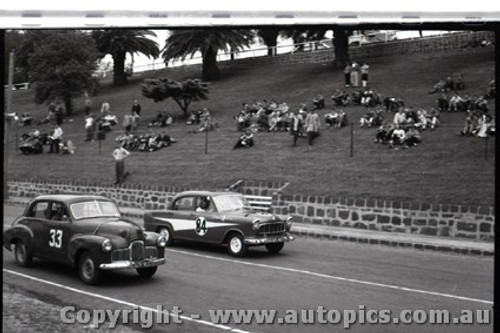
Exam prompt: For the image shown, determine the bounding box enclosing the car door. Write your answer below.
[191,196,227,243]
[22,200,50,257]
[168,196,199,241]
[42,201,72,262]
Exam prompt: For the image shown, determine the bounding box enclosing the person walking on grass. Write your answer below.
[304,107,320,147]
[113,143,131,184]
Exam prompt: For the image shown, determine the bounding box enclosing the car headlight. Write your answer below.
[101,239,113,252]
[285,217,293,229]
[252,218,261,230]
[157,235,167,248]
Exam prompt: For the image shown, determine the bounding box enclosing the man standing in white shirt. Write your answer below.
[113,143,131,184]
[49,124,63,153]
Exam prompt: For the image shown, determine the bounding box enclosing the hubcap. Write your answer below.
[160,228,170,241]
[82,258,95,280]
[16,243,26,262]
[230,237,242,253]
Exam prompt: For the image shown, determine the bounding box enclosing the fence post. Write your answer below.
[350,123,354,157]
[485,137,488,161]
[205,128,209,154]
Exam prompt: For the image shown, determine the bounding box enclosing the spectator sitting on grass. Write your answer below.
[403,126,421,148]
[360,109,376,128]
[436,93,449,111]
[414,109,429,130]
[351,89,364,105]
[449,93,465,112]
[331,89,350,106]
[60,140,76,155]
[388,125,406,149]
[429,79,447,94]
[384,97,404,112]
[325,110,347,128]
[427,107,441,129]
[312,94,325,109]
[233,129,254,149]
[149,110,173,128]
[393,108,407,127]
[374,123,394,144]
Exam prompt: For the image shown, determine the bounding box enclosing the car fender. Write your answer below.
[3,225,35,253]
[144,214,174,234]
[222,228,245,244]
[68,234,110,266]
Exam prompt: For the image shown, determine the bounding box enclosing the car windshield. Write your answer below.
[212,195,251,212]
[70,200,121,220]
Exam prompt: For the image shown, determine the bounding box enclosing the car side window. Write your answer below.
[174,197,195,211]
[29,201,49,219]
[49,202,70,221]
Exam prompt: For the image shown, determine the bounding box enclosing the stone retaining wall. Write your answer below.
[219,31,494,67]
[6,179,494,243]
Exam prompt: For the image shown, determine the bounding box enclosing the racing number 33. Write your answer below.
[195,217,207,236]
[49,229,63,248]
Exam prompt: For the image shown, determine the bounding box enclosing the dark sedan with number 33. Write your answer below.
[144,191,294,257]
[3,194,167,285]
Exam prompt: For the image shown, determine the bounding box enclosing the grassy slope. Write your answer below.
[5,46,495,206]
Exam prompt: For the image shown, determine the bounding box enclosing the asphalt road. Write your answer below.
[3,205,494,333]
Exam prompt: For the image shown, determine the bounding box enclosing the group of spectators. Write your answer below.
[115,131,176,152]
[187,108,219,133]
[19,125,74,155]
[331,88,383,108]
[235,100,293,132]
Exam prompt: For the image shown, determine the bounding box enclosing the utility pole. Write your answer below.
[4,49,15,199]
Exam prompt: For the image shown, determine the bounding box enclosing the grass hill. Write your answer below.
[5,46,495,206]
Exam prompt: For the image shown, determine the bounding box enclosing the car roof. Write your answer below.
[174,190,242,198]
[32,194,114,205]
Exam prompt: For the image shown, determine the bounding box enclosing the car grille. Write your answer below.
[258,223,286,235]
[111,241,158,262]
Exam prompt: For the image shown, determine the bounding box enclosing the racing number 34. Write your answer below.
[49,229,63,248]
[195,217,207,236]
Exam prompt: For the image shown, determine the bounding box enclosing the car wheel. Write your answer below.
[78,252,102,285]
[137,267,158,278]
[228,233,247,257]
[158,227,174,246]
[14,240,33,267]
[265,242,285,254]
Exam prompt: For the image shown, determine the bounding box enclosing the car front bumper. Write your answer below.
[99,257,165,270]
[244,233,294,245]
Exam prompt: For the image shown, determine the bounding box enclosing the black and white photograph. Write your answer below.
[2,3,497,332]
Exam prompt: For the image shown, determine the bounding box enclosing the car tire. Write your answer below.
[136,267,158,278]
[78,251,102,285]
[265,242,285,254]
[158,227,174,246]
[228,233,247,257]
[14,240,33,267]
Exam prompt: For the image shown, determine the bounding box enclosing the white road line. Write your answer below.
[166,249,493,305]
[3,269,255,333]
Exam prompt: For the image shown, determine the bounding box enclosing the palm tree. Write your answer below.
[92,29,160,86]
[161,29,254,81]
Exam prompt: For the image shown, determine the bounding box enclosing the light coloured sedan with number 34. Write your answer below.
[144,191,294,257]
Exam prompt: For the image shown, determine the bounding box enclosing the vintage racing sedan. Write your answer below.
[144,191,294,257]
[3,194,167,285]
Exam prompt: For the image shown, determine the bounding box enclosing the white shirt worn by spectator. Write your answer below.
[113,147,130,161]
[52,127,63,140]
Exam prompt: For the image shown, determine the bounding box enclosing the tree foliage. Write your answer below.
[141,77,209,117]
[91,29,160,86]
[20,30,100,115]
[280,28,350,68]
[162,29,254,81]
[256,29,281,56]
